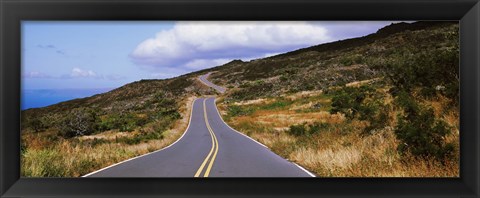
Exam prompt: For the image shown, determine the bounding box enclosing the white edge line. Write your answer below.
[211,98,268,149]
[211,98,316,177]
[82,98,200,177]
[293,162,316,177]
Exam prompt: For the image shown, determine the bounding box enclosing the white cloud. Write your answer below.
[130,21,332,69]
[23,71,52,78]
[71,67,97,78]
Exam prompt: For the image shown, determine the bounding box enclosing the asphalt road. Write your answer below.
[84,74,314,177]
[199,73,226,93]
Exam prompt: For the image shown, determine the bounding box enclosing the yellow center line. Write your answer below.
[203,100,219,177]
[194,98,219,177]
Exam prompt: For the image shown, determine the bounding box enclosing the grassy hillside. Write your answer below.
[210,21,459,177]
[21,21,459,177]
[21,74,216,177]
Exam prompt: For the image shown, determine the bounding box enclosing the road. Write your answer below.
[198,73,226,93]
[84,73,314,177]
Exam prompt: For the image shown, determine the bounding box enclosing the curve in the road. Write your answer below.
[83,73,315,177]
[199,72,226,93]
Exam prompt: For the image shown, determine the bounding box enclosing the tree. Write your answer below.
[59,108,98,138]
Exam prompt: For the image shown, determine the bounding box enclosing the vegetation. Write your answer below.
[216,21,459,177]
[21,73,208,177]
[394,92,454,160]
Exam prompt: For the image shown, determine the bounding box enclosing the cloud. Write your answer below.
[70,67,97,78]
[130,21,332,70]
[23,71,53,78]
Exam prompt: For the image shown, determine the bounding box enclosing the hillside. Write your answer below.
[206,21,457,100]
[21,21,459,177]
[209,21,459,177]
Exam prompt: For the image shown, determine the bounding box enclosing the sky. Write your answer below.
[22,21,400,90]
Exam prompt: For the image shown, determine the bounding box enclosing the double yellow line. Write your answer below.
[194,98,219,177]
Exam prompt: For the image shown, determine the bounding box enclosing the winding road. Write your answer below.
[84,73,314,177]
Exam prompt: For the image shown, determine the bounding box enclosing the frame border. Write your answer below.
[1,0,479,197]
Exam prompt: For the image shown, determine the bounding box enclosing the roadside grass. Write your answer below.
[218,90,459,177]
[21,97,195,177]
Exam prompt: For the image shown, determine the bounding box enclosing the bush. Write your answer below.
[330,85,389,134]
[22,112,49,132]
[288,122,329,136]
[99,113,149,132]
[369,43,459,103]
[59,108,99,138]
[288,124,308,136]
[330,86,374,119]
[227,105,255,117]
[394,92,454,160]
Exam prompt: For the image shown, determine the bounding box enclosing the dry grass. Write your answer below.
[21,96,196,177]
[219,92,459,177]
[345,78,381,87]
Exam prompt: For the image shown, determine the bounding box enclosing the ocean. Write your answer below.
[21,88,113,110]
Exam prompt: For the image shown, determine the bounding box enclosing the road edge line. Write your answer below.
[82,97,199,177]
[211,98,268,148]
[211,98,316,178]
[293,162,317,177]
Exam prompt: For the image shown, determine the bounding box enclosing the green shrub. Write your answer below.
[394,92,454,160]
[288,124,308,136]
[330,85,389,134]
[59,108,99,138]
[288,122,329,136]
[369,42,459,103]
[227,105,255,117]
[99,113,148,132]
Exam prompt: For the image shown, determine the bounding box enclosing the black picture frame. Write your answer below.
[1,0,479,197]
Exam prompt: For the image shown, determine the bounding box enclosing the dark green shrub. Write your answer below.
[227,105,255,117]
[288,124,308,136]
[369,43,459,103]
[330,85,389,134]
[394,92,454,160]
[59,108,98,138]
[99,113,149,132]
[288,122,329,136]
[330,86,374,117]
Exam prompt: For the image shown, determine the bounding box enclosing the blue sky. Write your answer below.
[22,21,399,90]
